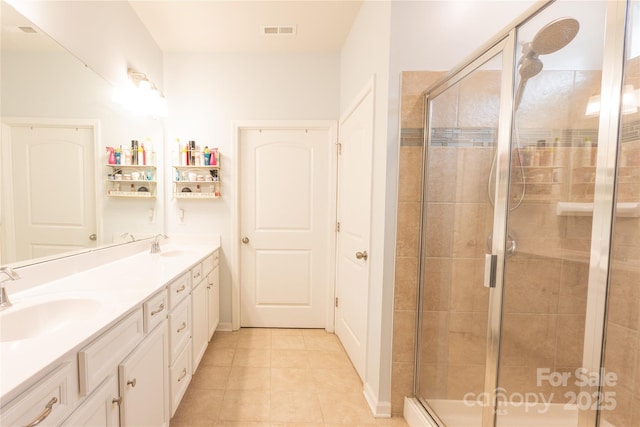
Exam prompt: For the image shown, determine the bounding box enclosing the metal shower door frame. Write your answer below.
[415,0,631,426]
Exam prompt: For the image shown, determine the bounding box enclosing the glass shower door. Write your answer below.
[416,49,506,427]
[496,2,608,426]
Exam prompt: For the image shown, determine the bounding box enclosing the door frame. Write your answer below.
[231,120,338,331]
[0,117,101,264]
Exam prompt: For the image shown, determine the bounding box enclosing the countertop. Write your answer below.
[0,238,220,404]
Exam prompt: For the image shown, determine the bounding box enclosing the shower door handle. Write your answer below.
[484,254,497,288]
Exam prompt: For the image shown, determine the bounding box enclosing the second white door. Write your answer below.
[239,126,332,328]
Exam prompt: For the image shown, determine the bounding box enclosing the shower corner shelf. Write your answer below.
[556,201,640,217]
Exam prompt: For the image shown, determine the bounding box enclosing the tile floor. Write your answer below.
[170,328,409,427]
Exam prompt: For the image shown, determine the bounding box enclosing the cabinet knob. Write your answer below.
[89,233,97,241]
[127,378,137,388]
[355,251,368,261]
[112,396,122,405]
[242,237,249,244]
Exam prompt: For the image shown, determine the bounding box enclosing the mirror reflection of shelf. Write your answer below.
[106,160,157,198]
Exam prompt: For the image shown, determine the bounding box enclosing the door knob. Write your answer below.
[89,233,97,241]
[355,251,368,261]
[242,237,249,244]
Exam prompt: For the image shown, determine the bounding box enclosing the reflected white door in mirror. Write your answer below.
[0,119,97,264]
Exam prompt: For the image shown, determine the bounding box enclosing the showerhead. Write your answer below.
[514,17,580,110]
[518,17,580,79]
[531,17,580,56]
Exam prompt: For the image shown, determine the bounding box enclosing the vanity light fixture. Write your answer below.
[112,68,168,118]
[585,84,639,116]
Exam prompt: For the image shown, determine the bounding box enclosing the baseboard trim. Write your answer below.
[403,397,437,427]
[363,382,391,418]
[216,322,234,332]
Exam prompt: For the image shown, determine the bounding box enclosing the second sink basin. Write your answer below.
[159,249,190,258]
[0,298,103,342]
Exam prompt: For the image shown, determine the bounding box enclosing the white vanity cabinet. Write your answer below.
[167,272,192,417]
[191,274,208,372]
[0,361,78,427]
[191,249,219,372]
[73,290,169,427]
[207,250,220,340]
[61,376,119,427]
[118,319,169,427]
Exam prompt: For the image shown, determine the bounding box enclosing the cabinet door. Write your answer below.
[119,320,169,427]
[61,376,119,427]
[207,265,220,340]
[191,279,208,372]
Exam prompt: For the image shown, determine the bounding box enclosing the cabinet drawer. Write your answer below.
[201,253,215,276]
[78,308,144,396]
[169,344,191,417]
[191,263,203,284]
[169,298,191,362]
[1,362,75,427]
[168,272,190,309]
[144,288,168,333]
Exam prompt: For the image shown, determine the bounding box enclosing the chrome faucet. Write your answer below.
[150,234,168,254]
[121,232,136,242]
[0,267,21,310]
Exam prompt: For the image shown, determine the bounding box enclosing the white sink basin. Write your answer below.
[0,298,103,342]
[159,250,190,258]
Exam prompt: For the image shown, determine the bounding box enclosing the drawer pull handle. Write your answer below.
[194,272,201,278]
[150,304,165,316]
[111,396,122,405]
[176,285,186,293]
[177,369,187,382]
[127,378,137,388]
[25,396,57,427]
[177,322,187,333]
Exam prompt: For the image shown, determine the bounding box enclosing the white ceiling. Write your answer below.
[129,0,364,53]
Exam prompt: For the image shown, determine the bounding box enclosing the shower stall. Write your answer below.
[409,0,640,426]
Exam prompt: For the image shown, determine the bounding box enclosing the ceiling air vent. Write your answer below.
[261,25,297,36]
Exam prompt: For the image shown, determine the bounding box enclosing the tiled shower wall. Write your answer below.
[392,65,640,421]
[392,71,443,415]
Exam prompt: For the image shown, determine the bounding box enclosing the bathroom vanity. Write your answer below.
[0,237,220,426]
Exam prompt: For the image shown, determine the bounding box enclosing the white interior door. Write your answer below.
[10,125,96,261]
[239,126,331,328]
[335,84,374,381]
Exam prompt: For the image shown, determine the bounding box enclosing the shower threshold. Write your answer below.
[404,397,615,427]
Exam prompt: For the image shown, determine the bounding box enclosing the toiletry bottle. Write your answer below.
[141,143,147,165]
[189,141,196,165]
[131,140,138,165]
[107,147,116,164]
[204,146,211,165]
[138,145,144,166]
[115,147,121,165]
[211,148,218,166]
[185,143,190,165]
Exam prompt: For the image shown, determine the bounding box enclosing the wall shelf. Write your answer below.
[556,201,640,217]
[172,162,221,199]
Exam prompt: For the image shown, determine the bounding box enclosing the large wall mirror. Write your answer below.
[0,0,165,266]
